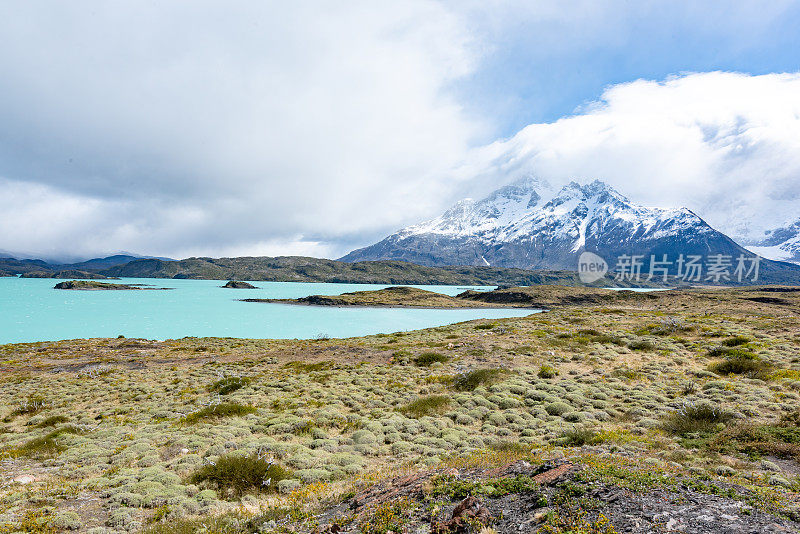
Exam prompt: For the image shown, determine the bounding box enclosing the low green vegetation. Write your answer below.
[413,352,450,367]
[538,364,558,378]
[453,368,508,391]
[661,403,734,436]
[1,285,799,531]
[400,395,451,417]
[189,453,292,498]
[181,402,257,424]
[209,376,251,395]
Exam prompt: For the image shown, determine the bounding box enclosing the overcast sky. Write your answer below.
[2,1,800,261]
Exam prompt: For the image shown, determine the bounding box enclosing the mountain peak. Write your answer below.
[341,178,748,272]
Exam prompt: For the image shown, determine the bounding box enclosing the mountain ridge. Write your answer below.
[340,177,800,284]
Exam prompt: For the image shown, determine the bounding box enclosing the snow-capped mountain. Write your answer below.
[747,219,800,264]
[340,177,758,271]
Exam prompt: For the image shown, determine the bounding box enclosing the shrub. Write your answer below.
[661,403,734,436]
[358,498,415,534]
[453,369,508,391]
[400,395,451,418]
[544,402,571,416]
[708,353,774,379]
[10,395,47,417]
[283,360,333,372]
[707,346,755,358]
[189,453,292,499]
[627,340,655,351]
[141,513,252,534]
[558,427,601,447]
[538,365,558,379]
[182,402,256,424]
[722,336,751,347]
[209,376,251,395]
[474,323,496,330]
[413,352,450,367]
[707,415,800,459]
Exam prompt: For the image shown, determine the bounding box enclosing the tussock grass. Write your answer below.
[400,395,451,417]
[413,352,450,367]
[661,403,734,436]
[722,335,752,347]
[182,402,256,424]
[283,361,334,372]
[209,376,251,395]
[453,368,508,391]
[558,427,602,447]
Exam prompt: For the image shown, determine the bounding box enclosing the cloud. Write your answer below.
[2,3,800,261]
[463,71,800,243]
[0,1,483,259]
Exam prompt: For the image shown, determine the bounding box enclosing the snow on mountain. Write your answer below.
[746,219,800,264]
[340,177,753,272]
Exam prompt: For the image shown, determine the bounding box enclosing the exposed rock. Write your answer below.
[431,496,492,534]
[221,280,258,289]
[53,280,169,290]
[12,474,36,484]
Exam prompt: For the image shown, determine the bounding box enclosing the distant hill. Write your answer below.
[0,254,166,277]
[62,254,148,270]
[98,256,648,287]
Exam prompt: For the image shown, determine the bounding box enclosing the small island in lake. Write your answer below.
[221,280,258,289]
[241,285,539,308]
[53,280,170,290]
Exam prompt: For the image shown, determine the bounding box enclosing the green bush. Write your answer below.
[35,415,69,428]
[722,336,751,347]
[661,403,734,436]
[209,376,251,395]
[544,402,571,416]
[538,365,558,379]
[141,512,253,533]
[453,368,508,391]
[189,453,292,499]
[557,427,601,447]
[400,395,451,418]
[627,340,655,351]
[708,354,774,379]
[9,395,47,417]
[283,360,333,372]
[182,402,256,424]
[413,352,450,367]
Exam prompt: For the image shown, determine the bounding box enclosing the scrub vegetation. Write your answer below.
[1,285,800,532]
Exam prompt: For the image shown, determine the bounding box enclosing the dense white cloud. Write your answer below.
[0,1,482,259]
[463,71,800,243]
[2,3,800,260]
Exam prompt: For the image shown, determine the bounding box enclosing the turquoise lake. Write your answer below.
[0,277,538,344]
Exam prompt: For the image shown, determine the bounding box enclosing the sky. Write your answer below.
[1,1,800,261]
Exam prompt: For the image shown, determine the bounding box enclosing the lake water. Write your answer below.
[0,277,538,344]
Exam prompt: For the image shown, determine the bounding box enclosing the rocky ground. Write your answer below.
[1,286,800,533]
